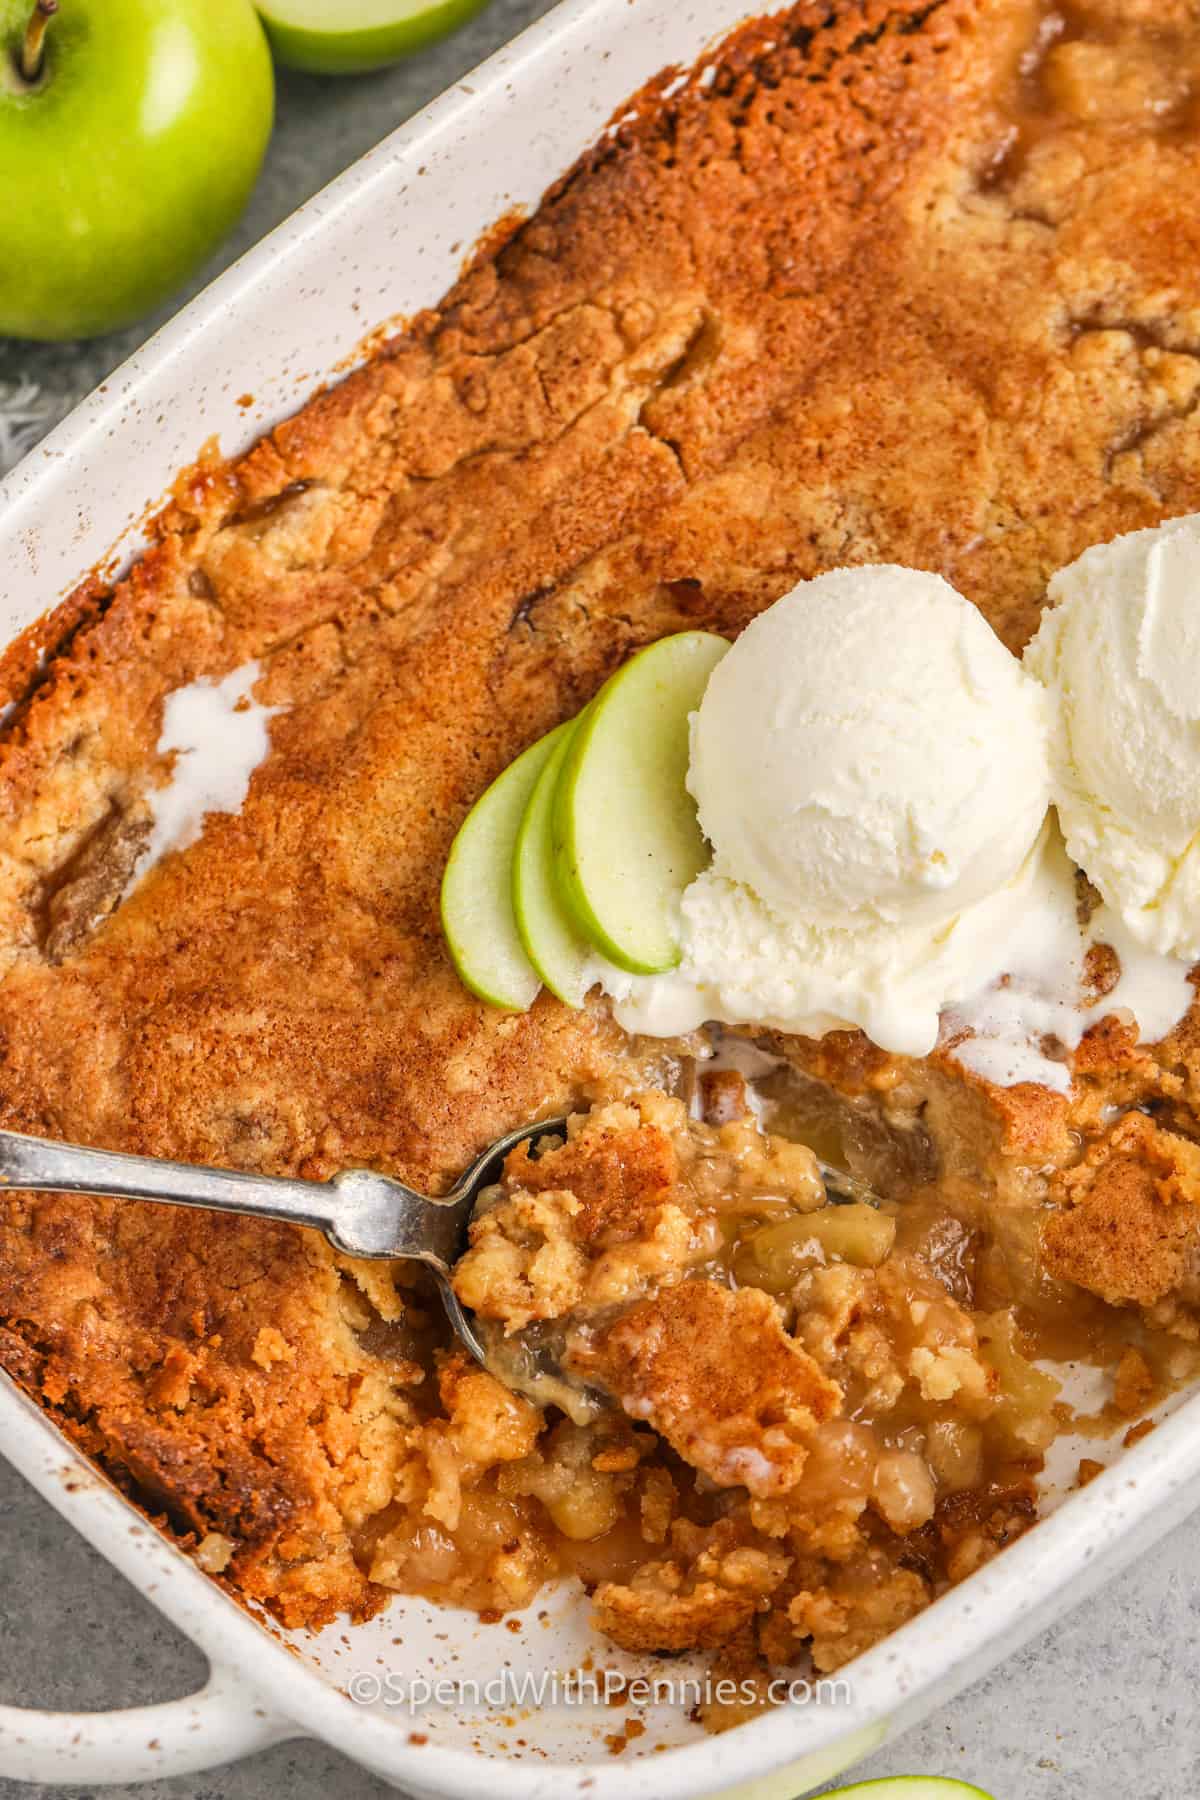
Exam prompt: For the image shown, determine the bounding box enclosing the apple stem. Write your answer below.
[18,0,58,83]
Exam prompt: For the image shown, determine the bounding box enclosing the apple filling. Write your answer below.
[394,1026,1200,1703]
[430,1087,1061,1688]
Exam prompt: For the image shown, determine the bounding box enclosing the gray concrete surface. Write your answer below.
[0,2,1196,1794]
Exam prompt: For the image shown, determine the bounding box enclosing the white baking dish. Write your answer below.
[2,0,1200,1791]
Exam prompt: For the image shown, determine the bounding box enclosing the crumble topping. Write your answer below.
[581,1280,841,1498]
[1042,1111,1200,1310]
[450,1089,1058,1663]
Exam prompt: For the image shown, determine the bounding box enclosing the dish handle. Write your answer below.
[0,1657,295,1785]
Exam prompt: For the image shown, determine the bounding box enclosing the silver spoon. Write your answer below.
[0,1117,569,1379]
[0,1119,877,1412]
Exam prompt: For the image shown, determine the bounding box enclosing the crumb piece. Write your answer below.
[1113,1346,1156,1417]
[582,1282,840,1497]
[251,1325,292,1369]
[194,1532,235,1573]
[1043,1115,1200,1307]
[788,1564,929,1672]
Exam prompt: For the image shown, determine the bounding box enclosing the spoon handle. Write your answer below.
[0,1112,569,1262]
[0,1125,370,1243]
[0,1125,475,1267]
[0,1116,570,1381]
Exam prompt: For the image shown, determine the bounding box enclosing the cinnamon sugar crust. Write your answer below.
[1,0,1200,1651]
[584,1281,842,1497]
[1043,1113,1200,1309]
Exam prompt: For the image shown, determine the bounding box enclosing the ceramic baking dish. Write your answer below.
[3,0,1200,1792]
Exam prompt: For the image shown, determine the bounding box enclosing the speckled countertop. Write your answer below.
[0,5,1196,1798]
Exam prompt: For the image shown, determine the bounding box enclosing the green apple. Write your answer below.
[440,724,567,1012]
[0,0,274,341]
[824,1782,995,1798]
[553,632,729,976]
[512,711,599,1009]
[254,0,490,75]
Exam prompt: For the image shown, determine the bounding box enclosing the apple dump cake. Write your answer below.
[4,0,1200,1703]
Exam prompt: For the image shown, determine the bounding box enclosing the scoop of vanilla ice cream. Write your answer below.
[1026,513,1200,961]
[688,566,1052,926]
[611,824,1061,1057]
[608,560,1195,1071]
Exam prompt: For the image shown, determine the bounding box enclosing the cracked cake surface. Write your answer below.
[2,0,1200,1676]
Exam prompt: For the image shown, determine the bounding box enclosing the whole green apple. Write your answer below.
[256,0,491,77]
[0,0,274,341]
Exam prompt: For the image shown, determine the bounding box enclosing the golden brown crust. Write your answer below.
[1043,1113,1200,1307]
[502,1110,678,1247]
[587,1281,841,1496]
[2,0,1200,1636]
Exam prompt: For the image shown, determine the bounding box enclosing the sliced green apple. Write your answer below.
[440,724,568,1010]
[824,1781,995,1798]
[255,0,489,75]
[553,631,729,976]
[513,712,598,1008]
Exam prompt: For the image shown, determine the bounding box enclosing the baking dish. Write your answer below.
[3,0,1200,1791]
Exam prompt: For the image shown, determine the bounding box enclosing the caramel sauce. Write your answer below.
[983,2,1200,193]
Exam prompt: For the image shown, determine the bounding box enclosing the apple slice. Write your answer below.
[513,712,600,1008]
[824,1781,995,1798]
[553,632,729,975]
[440,724,568,1010]
[255,0,489,74]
